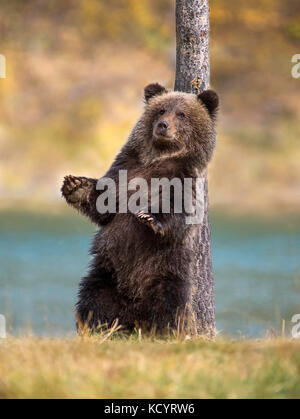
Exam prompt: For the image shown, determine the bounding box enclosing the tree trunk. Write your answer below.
[175,0,216,337]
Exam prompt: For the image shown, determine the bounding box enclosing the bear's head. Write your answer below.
[141,83,219,164]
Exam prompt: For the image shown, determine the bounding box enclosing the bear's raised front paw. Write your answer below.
[61,175,92,205]
[136,210,163,235]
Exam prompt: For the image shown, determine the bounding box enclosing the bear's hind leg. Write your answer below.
[76,267,121,332]
[137,274,192,333]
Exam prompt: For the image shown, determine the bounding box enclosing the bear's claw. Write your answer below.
[62,175,92,205]
[136,210,163,234]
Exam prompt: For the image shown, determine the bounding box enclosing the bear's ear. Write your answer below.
[144,83,167,103]
[197,90,219,119]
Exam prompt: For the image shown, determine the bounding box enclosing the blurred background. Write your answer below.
[0,0,299,337]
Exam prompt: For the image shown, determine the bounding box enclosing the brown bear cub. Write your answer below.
[62,83,218,333]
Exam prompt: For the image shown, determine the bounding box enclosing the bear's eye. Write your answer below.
[158,109,165,116]
[177,112,185,120]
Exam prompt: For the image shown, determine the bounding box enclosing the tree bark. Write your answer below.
[175,0,215,337]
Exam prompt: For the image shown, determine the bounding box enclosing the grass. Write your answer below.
[0,332,300,399]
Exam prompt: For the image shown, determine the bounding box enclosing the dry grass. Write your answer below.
[0,333,300,399]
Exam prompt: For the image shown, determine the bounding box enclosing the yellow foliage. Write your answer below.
[0,0,299,208]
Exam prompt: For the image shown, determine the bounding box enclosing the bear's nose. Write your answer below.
[157,121,169,131]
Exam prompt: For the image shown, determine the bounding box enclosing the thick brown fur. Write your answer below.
[61,83,218,333]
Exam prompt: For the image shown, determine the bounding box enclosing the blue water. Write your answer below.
[0,209,299,337]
